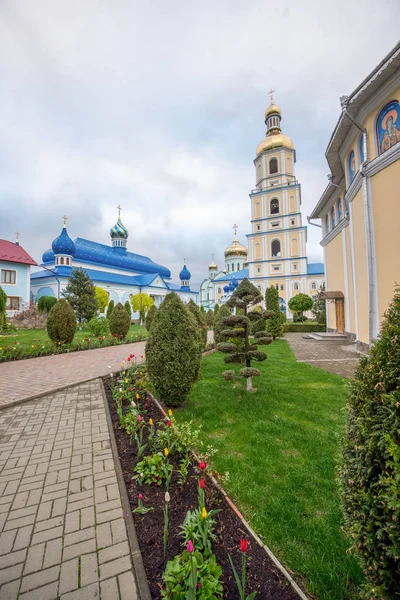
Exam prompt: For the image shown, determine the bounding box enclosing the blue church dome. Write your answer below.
[52,224,76,256]
[231,277,238,289]
[110,217,128,240]
[223,284,229,293]
[179,264,191,281]
[228,283,235,293]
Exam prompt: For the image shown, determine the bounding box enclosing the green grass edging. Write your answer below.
[178,340,363,600]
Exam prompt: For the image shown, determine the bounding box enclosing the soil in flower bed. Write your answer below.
[104,378,300,600]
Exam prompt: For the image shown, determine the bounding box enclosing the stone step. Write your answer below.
[308,332,348,341]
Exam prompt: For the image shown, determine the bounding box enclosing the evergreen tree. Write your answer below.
[206,309,214,329]
[106,300,115,320]
[218,278,272,391]
[0,286,8,324]
[95,287,109,313]
[109,303,131,338]
[47,299,76,343]
[145,304,158,331]
[37,296,57,314]
[187,299,207,351]
[62,268,98,323]
[214,303,219,319]
[288,293,313,322]
[130,293,154,325]
[312,287,327,325]
[265,286,283,339]
[146,293,200,407]
[200,305,206,316]
[124,300,132,319]
[339,288,400,598]
[213,304,231,345]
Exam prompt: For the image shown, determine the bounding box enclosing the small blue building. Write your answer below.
[0,235,38,316]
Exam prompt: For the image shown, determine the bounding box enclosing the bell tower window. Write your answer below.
[269,158,278,174]
[271,239,281,257]
[270,198,279,215]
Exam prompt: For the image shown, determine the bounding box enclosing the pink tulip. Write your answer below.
[137,415,143,423]
[187,540,194,553]
[138,493,143,500]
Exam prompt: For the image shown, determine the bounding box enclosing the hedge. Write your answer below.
[283,322,326,333]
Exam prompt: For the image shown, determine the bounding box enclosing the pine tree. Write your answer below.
[62,268,98,323]
[106,300,115,320]
[0,286,7,325]
[339,288,400,598]
[187,299,207,351]
[206,309,214,329]
[312,287,327,325]
[213,304,230,345]
[218,278,272,391]
[124,300,132,319]
[265,286,283,339]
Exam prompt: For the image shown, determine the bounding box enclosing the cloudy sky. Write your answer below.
[1,1,399,287]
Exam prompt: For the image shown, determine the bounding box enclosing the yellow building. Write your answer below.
[310,41,400,350]
[248,101,325,314]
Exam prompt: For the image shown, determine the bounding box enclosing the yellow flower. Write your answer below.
[125,379,128,384]
[32,345,35,348]
[135,393,139,400]
[0,347,2,351]
[164,448,169,457]
[122,371,126,375]
[149,418,153,426]
[168,409,173,417]
[202,507,207,519]
[120,363,123,367]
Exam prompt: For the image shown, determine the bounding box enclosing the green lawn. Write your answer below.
[178,341,363,600]
[0,325,146,345]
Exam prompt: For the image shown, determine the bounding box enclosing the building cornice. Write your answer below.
[246,226,307,238]
[249,182,300,197]
[320,217,349,247]
[365,141,400,177]
[248,256,308,264]
[251,212,301,223]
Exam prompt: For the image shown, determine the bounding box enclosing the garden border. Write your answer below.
[100,378,152,600]
[150,392,310,600]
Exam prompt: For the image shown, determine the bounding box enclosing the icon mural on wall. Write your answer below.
[279,297,286,313]
[377,100,400,155]
[348,150,356,183]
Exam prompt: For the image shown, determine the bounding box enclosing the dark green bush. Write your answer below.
[109,302,130,338]
[187,299,207,351]
[47,299,76,343]
[265,286,283,339]
[283,322,326,332]
[124,300,132,318]
[87,316,109,337]
[37,296,57,314]
[213,304,231,345]
[206,309,214,328]
[339,288,400,598]
[145,304,158,331]
[146,293,201,407]
[106,300,114,320]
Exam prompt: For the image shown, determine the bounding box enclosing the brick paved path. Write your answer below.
[285,332,360,378]
[0,379,138,600]
[0,342,146,409]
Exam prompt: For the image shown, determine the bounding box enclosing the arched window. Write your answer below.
[376,100,400,155]
[331,206,336,229]
[311,282,317,290]
[270,198,279,215]
[337,198,342,221]
[271,239,281,257]
[269,158,278,174]
[359,134,365,164]
[60,257,64,265]
[257,285,262,292]
[275,284,279,290]
[348,150,356,183]
[293,283,299,290]
[218,288,221,294]
[325,214,329,234]
[286,157,291,174]
[257,164,262,181]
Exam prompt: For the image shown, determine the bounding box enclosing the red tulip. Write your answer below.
[187,540,194,553]
[240,538,249,553]
[199,461,207,470]
[199,479,206,489]
[167,420,172,427]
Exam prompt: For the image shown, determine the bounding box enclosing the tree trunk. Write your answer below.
[246,377,253,392]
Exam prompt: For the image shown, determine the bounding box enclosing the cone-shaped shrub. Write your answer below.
[206,309,214,328]
[47,299,76,344]
[124,300,132,318]
[106,300,114,320]
[265,286,283,339]
[213,304,231,345]
[145,304,158,331]
[339,288,400,598]
[109,302,130,338]
[146,293,200,407]
[187,299,207,351]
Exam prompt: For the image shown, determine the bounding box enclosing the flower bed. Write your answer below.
[103,359,300,599]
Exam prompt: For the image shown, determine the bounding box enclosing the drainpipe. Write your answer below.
[341,103,376,343]
[306,216,322,228]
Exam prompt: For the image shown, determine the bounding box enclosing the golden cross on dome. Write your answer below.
[62,215,67,227]
[117,205,122,218]
[15,231,20,242]
[233,223,238,236]
[269,88,275,104]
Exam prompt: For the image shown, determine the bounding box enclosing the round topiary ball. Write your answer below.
[47,299,76,344]
[109,302,131,339]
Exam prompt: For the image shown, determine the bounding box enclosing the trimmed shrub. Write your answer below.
[288,293,313,322]
[339,288,400,598]
[206,309,214,328]
[145,304,158,331]
[146,293,200,407]
[265,286,283,339]
[250,306,266,334]
[106,299,115,320]
[87,316,109,337]
[47,299,76,344]
[187,299,207,351]
[37,296,57,314]
[124,301,132,319]
[213,304,231,345]
[109,303,130,338]
[283,322,326,333]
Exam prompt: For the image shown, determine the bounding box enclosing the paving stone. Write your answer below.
[19,580,59,600]
[100,577,119,600]
[0,578,20,600]
[99,541,130,565]
[0,548,26,570]
[31,524,63,546]
[64,526,95,547]
[20,565,60,593]
[43,537,63,569]
[60,581,100,600]
[63,538,97,561]
[0,529,17,555]
[99,555,132,580]
[59,557,79,595]
[96,507,124,525]
[81,552,99,587]
[24,543,45,574]
[0,563,24,585]
[119,570,139,600]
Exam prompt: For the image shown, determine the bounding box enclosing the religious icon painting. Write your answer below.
[376,100,400,155]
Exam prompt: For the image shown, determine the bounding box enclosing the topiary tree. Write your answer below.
[214,303,219,318]
[145,304,158,331]
[95,287,109,313]
[130,292,154,325]
[37,296,57,314]
[124,300,132,319]
[265,286,284,339]
[62,267,98,323]
[250,305,266,334]
[187,299,207,352]
[47,299,76,344]
[218,278,272,391]
[339,288,400,598]
[213,304,231,345]
[109,302,131,338]
[146,293,200,407]
[312,286,327,325]
[206,309,214,329]
[288,293,313,323]
[0,286,7,324]
[106,299,115,320]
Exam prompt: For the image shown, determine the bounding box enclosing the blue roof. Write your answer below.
[307,262,325,275]
[52,227,76,256]
[42,237,171,278]
[215,268,249,282]
[179,264,191,281]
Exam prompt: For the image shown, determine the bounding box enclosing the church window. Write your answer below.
[269,158,278,174]
[271,239,281,257]
[258,285,262,292]
[237,263,240,271]
[289,195,295,212]
[257,267,261,273]
[293,282,299,290]
[257,164,262,181]
[270,198,279,215]
[348,150,356,183]
[275,284,279,290]
[376,100,400,156]
[273,265,280,271]
[256,224,261,231]
[291,238,298,256]
[218,288,221,294]
[271,221,280,228]
[325,214,329,234]
[311,282,317,290]
[337,198,342,221]
[286,157,291,174]
[280,284,284,290]
[231,264,235,272]
[359,134,365,164]
[291,219,295,226]
[331,206,336,229]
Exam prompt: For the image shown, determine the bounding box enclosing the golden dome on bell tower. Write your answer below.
[256,90,294,156]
